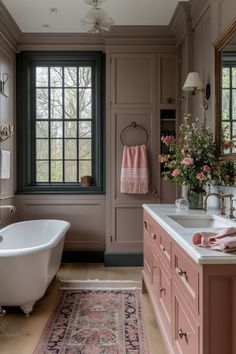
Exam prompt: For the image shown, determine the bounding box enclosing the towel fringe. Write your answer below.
[121,180,149,194]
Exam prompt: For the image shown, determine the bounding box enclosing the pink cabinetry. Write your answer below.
[142,210,236,354]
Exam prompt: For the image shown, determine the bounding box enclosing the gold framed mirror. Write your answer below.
[215,19,236,160]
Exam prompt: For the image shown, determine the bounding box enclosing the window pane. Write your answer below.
[65,139,77,159]
[51,161,63,182]
[79,121,91,138]
[222,89,230,120]
[36,67,48,87]
[79,89,92,118]
[79,160,92,181]
[79,67,92,87]
[36,139,48,159]
[64,67,77,87]
[222,122,230,140]
[51,121,63,138]
[222,67,230,88]
[233,89,236,120]
[36,121,48,138]
[79,139,91,159]
[50,89,62,119]
[65,161,77,182]
[36,161,49,182]
[232,68,236,88]
[65,88,77,119]
[65,121,77,138]
[50,67,62,87]
[36,88,48,119]
[51,139,63,159]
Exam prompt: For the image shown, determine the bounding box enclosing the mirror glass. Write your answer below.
[215,20,236,159]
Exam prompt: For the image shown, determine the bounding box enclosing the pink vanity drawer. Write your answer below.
[155,222,172,269]
[172,242,200,313]
[158,262,172,328]
[173,284,200,354]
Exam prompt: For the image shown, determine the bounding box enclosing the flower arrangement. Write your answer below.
[159,114,235,192]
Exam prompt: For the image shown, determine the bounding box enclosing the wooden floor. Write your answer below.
[0,264,167,354]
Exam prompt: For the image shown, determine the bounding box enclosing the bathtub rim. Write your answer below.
[0,219,71,257]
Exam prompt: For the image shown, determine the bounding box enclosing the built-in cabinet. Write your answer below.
[106,51,179,260]
[143,209,236,354]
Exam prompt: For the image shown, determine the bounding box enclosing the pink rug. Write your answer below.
[34,288,149,354]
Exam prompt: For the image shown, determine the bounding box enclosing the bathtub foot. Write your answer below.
[20,302,35,316]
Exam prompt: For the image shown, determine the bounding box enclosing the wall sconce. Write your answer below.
[0,123,13,142]
[183,72,210,124]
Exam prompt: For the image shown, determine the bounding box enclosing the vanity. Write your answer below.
[142,204,236,354]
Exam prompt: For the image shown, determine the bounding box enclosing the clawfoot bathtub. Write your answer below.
[0,219,70,315]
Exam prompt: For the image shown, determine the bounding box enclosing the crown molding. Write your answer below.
[190,0,211,30]
[17,25,176,51]
[169,2,192,46]
[0,0,22,52]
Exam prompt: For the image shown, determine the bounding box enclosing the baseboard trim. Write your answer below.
[62,251,104,263]
[104,253,143,267]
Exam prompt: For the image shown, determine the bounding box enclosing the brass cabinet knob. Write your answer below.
[177,267,187,277]
[144,221,148,230]
[152,233,157,240]
[160,287,166,293]
[178,329,187,339]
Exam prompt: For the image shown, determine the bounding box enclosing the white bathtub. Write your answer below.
[0,219,70,315]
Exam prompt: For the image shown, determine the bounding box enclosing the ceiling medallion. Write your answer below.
[81,0,114,33]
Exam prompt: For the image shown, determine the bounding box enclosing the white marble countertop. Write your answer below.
[143,204,236,264]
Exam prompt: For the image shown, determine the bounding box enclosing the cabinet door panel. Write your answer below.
[112,110,157,203]
[111,53,156,107]
[160,54,178,105]
[173,242,200,313]
[110,207,143,252]
[173,285,200,354]
[159,263,172,327]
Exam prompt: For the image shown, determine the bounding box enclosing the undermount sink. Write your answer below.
[167,214,234,228]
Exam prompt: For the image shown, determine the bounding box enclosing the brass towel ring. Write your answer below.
[120,122,148,146]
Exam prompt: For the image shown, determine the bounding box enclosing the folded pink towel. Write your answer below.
[193,227,236,252]
[120,145,149,194]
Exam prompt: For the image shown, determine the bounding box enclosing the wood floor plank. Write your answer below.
[0,264,167,354]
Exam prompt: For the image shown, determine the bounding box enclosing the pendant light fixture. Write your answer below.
[81,0,114,33]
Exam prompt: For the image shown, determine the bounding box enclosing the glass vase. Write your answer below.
[187,188,206,210]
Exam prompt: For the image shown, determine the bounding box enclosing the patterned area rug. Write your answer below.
[34,280,149,354]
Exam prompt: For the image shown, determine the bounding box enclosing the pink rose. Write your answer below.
[203,165,211,173]
[196,172,205,181]
[171,169,180,177]
[161,135,174,145]
[182,157,193,165]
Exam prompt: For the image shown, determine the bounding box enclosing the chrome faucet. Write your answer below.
[0,205,16,214]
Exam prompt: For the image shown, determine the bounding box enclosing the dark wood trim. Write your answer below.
[104,253,143,267]
[62,251,104,263]
[214,19,236,160]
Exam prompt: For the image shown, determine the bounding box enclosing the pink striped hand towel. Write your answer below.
[193,227,236,252]
[120,145,149,194]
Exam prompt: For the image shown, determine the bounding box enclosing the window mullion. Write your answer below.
[48,67,51,184]
[62,66,65,183]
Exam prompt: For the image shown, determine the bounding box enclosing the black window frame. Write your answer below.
[16,51,105,194]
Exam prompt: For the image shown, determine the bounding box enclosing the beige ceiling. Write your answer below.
[2,0,189,33]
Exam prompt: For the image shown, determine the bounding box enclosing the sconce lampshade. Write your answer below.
[183,72,203,92]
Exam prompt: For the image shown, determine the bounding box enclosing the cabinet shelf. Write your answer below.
[161,118,176,122]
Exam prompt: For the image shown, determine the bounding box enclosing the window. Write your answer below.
[222,54,236,153]
[17,52,105,193]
